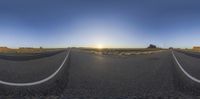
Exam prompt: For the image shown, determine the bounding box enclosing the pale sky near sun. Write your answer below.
[1,0,200,48]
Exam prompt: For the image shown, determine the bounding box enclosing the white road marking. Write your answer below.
[172,51,200,83]
[0,48,71,86]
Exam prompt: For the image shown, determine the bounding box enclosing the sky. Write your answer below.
[0,0,200,48]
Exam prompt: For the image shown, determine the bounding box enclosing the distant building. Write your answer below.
[169,47,173,49]
[193,46,200,51]
[147,44,157,48]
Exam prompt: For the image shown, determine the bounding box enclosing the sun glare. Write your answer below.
[97,44,103,49]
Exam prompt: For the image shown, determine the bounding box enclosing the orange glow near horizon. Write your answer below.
[96,44,103,49]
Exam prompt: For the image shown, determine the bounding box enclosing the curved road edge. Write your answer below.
[172,51,200,83]
[172,50,200,95]
[0,48,71,87]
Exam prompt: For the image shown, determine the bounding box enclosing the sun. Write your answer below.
[97,44,103,49]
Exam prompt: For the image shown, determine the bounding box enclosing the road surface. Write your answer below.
[0,49,70,96]
[0,49,200,98]
[63,49,200,98]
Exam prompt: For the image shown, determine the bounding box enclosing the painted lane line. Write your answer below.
[0,48,71,86]
[172,51,200,83]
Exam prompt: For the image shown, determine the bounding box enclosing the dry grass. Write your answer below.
[0,47,64,54]
[180,49,200,53]
[80,48,165,56]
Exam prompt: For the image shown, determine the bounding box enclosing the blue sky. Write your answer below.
[0,0,200,48]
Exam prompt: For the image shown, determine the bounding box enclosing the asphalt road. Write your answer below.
[173,51,200,81]
[63,49,200,98]
[0,49,70,96]
[0,50,67,83]
[63,50,172,98]
[0,49,200,98]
